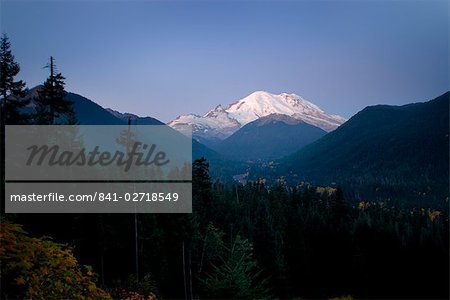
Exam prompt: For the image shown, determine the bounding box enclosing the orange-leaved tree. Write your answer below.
[0,219,111,299]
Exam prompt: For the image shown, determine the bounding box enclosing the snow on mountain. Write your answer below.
[170,108,240,140]
[168,91,346,141]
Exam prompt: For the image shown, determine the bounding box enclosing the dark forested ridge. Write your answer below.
[70,92,135,125]
[274,92,450,208]
[21,87,166,125]
[6,160,449,299]
[104,107,164,125]
[214,114,327,161]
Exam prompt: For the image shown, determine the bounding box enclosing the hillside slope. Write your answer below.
[215,114,326,161]
[279,92,449,207]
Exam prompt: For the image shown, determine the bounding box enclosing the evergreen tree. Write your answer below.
[34,56,77,125]
[0,34,28,125]
[193,157,211,194]
[192,157,212,228]
[0,34,27,212]
[200,233,269,299]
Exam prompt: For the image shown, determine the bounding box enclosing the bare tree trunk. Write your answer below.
[189,248,193,300]
[198,232,208,273]
[0,90,6,213]
[50,56,55,124]
[100,252,105,286]
[134,212,139,282]
[182,240,187,299]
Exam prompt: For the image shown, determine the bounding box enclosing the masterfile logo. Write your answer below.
[6,125,191,181]
[4,125,192,213]
[25,142,170,172]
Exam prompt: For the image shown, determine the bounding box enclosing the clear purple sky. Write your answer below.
[1,0,448,122]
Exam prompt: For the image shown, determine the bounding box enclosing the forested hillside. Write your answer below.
[277,92,449,208]
[214,114,326,160]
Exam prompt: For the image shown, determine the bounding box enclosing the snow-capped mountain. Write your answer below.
[168,91,347,142]
[170,105,241,141]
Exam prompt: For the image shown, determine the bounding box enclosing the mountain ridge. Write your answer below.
[213,114,327,161]
[273,91,450,207]
[105,108,164,125]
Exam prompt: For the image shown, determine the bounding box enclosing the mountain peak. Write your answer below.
[169,91,346,141]
[225,91,341,129]
[204,104,225,118]
[248,90,273,97]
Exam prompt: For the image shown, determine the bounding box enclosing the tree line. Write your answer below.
[0,34,77,126]
[5,157,449,299]
[1,34,78,216]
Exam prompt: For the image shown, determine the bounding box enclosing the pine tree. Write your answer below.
[192,157,212,228]
[199,233,270,299]
[0,34,28,125]
[0,34,27,211]
[34,56,77,125]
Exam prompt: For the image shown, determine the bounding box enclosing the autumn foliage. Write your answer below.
[0,219,111,299]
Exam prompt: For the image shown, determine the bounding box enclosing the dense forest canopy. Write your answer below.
[4,158,449,299]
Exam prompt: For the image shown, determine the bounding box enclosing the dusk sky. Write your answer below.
[1,0,448,122]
